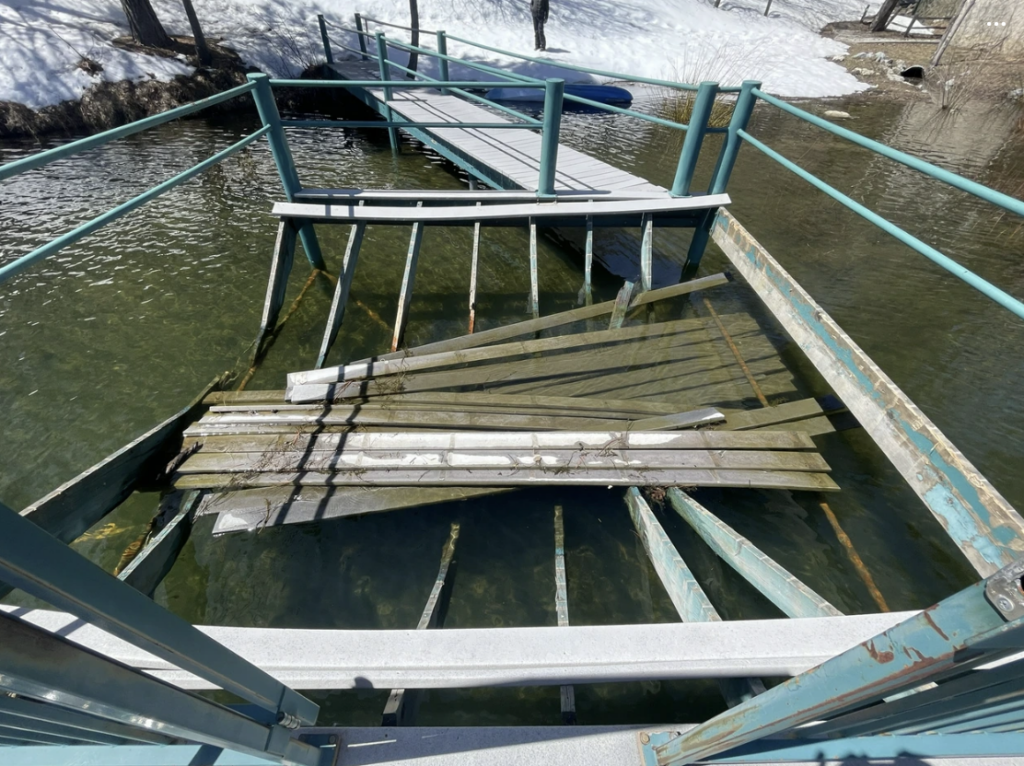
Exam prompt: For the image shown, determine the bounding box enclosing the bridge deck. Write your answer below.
[329,60,665,194]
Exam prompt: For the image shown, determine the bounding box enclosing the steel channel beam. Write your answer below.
[0,694,174,745]
[0,612,319,765]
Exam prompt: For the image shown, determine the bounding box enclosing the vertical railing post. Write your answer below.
[318,14,334,65]
[247,73,326,270]
[537,78,564,198]
[681,79,760,278]
[355,13,368,59]
[375,32,399,153]
[436,30,450,96]
[670,81,718,197]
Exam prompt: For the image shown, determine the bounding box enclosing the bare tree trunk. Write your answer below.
[122,0,173,48]
[870,0,902,32]
[181,0,213,65]
[407,0,420,76]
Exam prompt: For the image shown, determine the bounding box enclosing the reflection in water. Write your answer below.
[2,94,1023,724]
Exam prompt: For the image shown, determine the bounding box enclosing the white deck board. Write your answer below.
[330,72,667,193]
[5,606,915,690]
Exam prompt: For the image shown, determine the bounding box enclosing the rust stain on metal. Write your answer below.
[864,640,895,664]
[921,609,949,641]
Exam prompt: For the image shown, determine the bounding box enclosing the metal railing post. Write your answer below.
[318,14,334,64]
[355,13,368,59]
[437,30,450,95]
[670,81,718,197]
[247,73,326,270]
[375,32,400,153]
[682,79,759,278]
[537,78,564,197]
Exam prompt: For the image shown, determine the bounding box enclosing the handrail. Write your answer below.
[751,88,1024,219]
[359,14,437,36]
[0,127,270,283]
[737,128,1024,321]
[0,81,256,183]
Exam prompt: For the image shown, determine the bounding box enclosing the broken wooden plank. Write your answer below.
[185,429,819,453]
[315,222,365,369]
[628,409,725,431]
[666,488,843,619]
[177,448,831,475]
[175,467,840,491]
[608,280,638,331]
[291,317,713,390]
[118,491,199,598]
[383,522,460,727]
[718,399,825,431]
[203,390,287,406]
[204,486,508,535]
[351,273,729,363]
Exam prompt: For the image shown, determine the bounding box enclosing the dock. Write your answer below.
[3,10,1024,766]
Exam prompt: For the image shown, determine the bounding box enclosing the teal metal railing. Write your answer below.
[318,12,1024,321]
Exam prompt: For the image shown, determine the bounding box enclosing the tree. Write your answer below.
[181,0,213,65]
[870,0,902,32]
[407,0,420,75]
[122,0,173,48]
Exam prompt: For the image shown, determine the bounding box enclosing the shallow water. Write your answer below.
[2,90,1023,725]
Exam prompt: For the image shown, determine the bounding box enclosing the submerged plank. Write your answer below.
[175,468,840,491]
[666,489,842,619]
[118,491,199,598]
[206,486,509,535]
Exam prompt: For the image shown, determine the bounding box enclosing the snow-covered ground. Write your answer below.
[0,0,868,111]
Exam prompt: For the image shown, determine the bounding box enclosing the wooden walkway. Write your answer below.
[329,60,666,194]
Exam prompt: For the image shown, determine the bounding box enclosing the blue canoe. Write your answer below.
[485,84,633,105]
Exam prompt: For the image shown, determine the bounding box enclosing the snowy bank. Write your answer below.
[0,0,867,113]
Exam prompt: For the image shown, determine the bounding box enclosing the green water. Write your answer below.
[2,92,1023,725]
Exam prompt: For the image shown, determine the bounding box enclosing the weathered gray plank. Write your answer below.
[352,273,729,363]
[666,488,842,619]
[175,468,840,491]
[628,409,725,431]
[177,448,831,475]
[316,222,365,369]
[712,208,1024,576]
[382,522,461,727]
[291,317,712,389]
[118,491,199,598]
[186,429,819,453]
[206,486,508,535]
[718,399,825,431]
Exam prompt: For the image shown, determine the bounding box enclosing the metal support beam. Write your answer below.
[0,500,318,726]
[354,13,368,59]
[468,203,481,333]
[582,213,593,305]
[117,490,199,598]
[436,31,450,95]
[316,221,365,369]
[554,505,577,725]
[246,73,324,270]
[537,78,565,197]
[317,14,333,64]
[640,213,653,291]
[375,33,399,153]
[0,612,320,765]
[0,693,174,745]
[671,81,718,198]
[392,203,424,352]
[710,208,1024,576]
[529,219,540,319]
[382,522,460,726]
[645,557,1024,766]
[666,489,842,619]
[253,219,297,364]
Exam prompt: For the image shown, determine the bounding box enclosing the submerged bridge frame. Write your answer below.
[2,10,1024,766]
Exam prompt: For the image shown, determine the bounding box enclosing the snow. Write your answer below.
[0,0,868,112]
